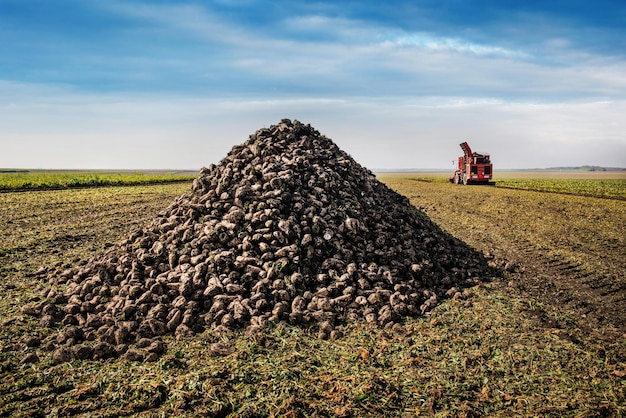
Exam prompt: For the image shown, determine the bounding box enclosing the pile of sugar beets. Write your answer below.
[25,119,493,362]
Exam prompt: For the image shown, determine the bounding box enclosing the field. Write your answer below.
[1,173,625,416]
[392,170,626,199]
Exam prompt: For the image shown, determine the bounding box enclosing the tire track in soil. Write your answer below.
[504,237,626,338]
[404,181,626,343]
[411,188,625,343]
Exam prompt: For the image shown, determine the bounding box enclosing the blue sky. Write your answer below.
[1,0,625,169]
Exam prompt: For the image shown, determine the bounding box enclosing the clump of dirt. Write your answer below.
[25,119,493,362]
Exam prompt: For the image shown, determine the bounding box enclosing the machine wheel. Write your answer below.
[462,175,468,185]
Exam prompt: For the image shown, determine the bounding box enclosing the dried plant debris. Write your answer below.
[25,119,493,361]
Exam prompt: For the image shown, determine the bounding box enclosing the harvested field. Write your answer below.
[1,166,625,414]
[385,175,626,337]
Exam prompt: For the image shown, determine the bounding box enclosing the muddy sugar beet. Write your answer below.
[26,119,492,362]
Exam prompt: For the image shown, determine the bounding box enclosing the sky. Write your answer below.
[1,0,625,170]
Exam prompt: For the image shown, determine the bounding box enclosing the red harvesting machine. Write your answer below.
[450,142,494,185]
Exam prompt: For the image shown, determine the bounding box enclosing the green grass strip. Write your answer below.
[495,178,626,199]
[0,171,196,191]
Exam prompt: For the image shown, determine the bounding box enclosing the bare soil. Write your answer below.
[1,178,624,417]
[386,176,626,347]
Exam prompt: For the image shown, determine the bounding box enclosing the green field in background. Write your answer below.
[0,170,196,191]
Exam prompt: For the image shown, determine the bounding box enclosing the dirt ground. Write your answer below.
[384,176,626,347]
[1,178,624,416]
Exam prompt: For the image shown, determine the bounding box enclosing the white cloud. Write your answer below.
[2,3,625,170]
[381,33,528,59]
[104,1,286,50]
[93,2,626,101]
[1,80,624,169]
